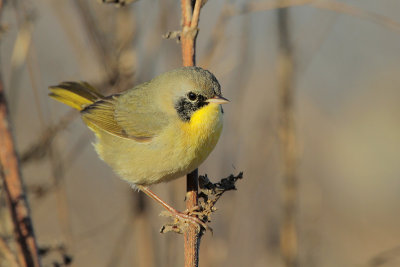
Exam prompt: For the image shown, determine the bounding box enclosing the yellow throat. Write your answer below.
[180,103,223,164]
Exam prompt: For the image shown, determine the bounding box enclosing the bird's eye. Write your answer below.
[188,92,197,101]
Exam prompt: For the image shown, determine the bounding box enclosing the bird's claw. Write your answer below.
[160,209,212,234]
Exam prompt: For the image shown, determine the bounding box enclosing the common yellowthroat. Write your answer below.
[49,67,228,226]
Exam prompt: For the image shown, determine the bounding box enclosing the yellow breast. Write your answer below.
[179,103,223,167]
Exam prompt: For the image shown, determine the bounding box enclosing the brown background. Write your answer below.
[1,0,400,266]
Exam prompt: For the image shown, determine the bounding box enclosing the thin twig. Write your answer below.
[20,110,77,164]
[312,0,400,34]
[181,0,192,27]
[225,0,400,34]
[190,0,202,28]
[102,0,139,7]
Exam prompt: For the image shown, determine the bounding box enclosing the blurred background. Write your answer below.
[1,0,400,266]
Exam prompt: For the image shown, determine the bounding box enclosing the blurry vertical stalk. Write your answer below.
[105,194,154,267]
[133,194,155,267]
[180,1,202,267]
[0,49,41,267]
[276,8,298,267]
[8,2,34,118]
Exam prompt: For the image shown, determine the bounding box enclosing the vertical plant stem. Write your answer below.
[277,8,298,267]
[184,169,200,267]
[0,79,41,267]
[180,0,198,66]
[180,1,202,267]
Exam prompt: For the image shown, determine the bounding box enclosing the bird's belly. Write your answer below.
[94,104,223,185]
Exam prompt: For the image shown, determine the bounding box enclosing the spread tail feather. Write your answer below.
[49,81,103,111]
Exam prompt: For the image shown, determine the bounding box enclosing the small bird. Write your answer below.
[49,66,228,227]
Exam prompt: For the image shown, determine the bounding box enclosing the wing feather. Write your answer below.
[114,83,169,138]
[82,84,169,141]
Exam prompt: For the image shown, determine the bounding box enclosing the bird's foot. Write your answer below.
[183,205,203,216]
[160,208,212,234]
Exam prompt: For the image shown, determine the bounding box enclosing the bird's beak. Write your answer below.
[206,95,229,104]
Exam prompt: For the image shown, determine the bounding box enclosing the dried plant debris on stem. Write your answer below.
[160,172,243,235]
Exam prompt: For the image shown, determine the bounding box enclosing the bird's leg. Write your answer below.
[136,185,209,231]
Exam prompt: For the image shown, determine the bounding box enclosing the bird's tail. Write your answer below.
[49,82,104,111]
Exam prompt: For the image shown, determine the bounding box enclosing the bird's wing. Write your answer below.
[82,88,168,142]
[114,84,169,139]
